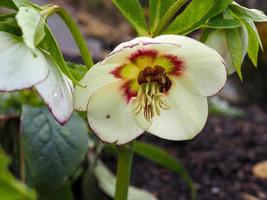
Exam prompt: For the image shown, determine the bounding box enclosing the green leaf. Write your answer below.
[229,2,267,22]
[242,20,260,67]
[112,0,148,36]
[164,0,233,35]
[40,26,81,86]
[0,150,36,200]
[134,142,196,200]
[226,27,247,79]
[16,6,46,51]
[21,106,89,196]
[94,160,157,200]
[201,18,241,29]
[0,0,17,9]
[149,0,175,33]
[67,62,87,81]
[42,182,73,200]
[0,14,22,35]
[12,0,29,7]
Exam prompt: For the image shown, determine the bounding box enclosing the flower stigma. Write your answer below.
[133,65,171,122]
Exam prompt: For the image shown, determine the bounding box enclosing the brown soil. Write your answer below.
[102,105,267,200]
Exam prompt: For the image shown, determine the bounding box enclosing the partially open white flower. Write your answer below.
[205,29,248,74]
[74,35,227,145]
[0,31,73,124]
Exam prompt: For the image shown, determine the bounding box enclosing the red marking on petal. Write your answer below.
[129,49,158,63]
[111,65,124,79]
[164,55,184,76]
[121,81,137,104]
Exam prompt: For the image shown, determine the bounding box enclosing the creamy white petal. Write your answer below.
[110,37,154,54]
[153,35,226,96]
[105,35,226,97]
[101,36,183,66]
[74,63,121,111]
[87,81,150,145]
[148,80,208,141]
[35,57,73,124]
[102,37,155,66]
[0,32,49,91]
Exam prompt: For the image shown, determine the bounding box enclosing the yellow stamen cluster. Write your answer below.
[132,66,171,122]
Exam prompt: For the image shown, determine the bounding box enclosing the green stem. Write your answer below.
[152,0,189,36]
[14,121,25,183]
[115,142,134,200]
[43,5,94,69]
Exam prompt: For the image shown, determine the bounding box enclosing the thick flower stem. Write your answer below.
[43,5,94,69]
[114,142,134,200]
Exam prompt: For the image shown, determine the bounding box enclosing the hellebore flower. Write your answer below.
[0,31,73,124]
[74,35,227,145]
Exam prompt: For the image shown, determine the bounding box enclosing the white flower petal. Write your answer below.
[74,63,121,111]
[110,37,154,55]
[154,35,226,96]
[148,81,208,141]
[104,35,226,97]
[104,37,178,66]
[87,81,150,145]
[35,57,74,124]
[0,32,49,91]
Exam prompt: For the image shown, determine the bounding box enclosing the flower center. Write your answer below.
[133,66,171,122]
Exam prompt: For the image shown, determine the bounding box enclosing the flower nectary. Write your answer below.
[111,49,185,122]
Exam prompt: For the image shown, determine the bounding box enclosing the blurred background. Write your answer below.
[1,0,267,199]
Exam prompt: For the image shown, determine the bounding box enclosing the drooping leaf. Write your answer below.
[0,150,36,200]
[134,142,196,200]
[242,20,260,67]
[40,26,81,86]
[229,2,267,22]
[94,160,158,200]
[112,0,148,36]
[16,6,46,51]
[201,18,241,29]
[0,0,17,9]
[149,0,175,33]
[164,0,233,35]
[21,106,89,196]
[226,27,247,79]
